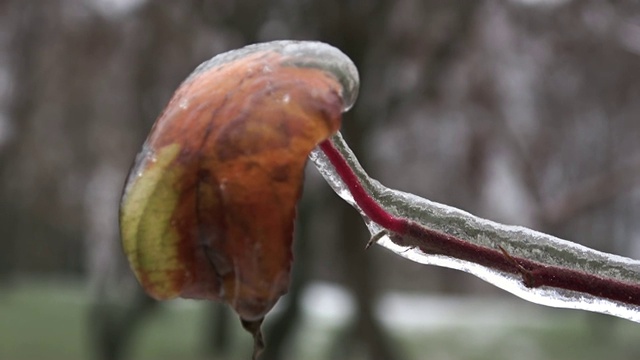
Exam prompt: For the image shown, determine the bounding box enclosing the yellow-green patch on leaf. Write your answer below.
[120,143,186,299]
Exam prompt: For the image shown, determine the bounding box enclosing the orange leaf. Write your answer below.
[120,41,358,354]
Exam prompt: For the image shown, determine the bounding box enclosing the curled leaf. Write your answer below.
[119,41,359,355]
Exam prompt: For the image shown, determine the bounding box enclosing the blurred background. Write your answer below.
[2,0,640,359]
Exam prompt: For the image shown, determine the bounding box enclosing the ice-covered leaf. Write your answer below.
[120,40,359,357]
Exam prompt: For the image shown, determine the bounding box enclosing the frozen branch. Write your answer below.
[310,132,640,323]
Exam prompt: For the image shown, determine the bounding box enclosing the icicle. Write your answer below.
[310,132,640,322]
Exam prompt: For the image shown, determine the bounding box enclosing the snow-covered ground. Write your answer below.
[24,276,579,331]
[287,282,571,331]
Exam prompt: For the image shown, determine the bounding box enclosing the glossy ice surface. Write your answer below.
[311,132,640,322]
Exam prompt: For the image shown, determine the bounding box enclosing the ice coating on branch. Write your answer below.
[310,132,640,322]
[187,41,359,111]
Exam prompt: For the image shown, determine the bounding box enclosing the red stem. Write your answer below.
[318,139,640,307]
